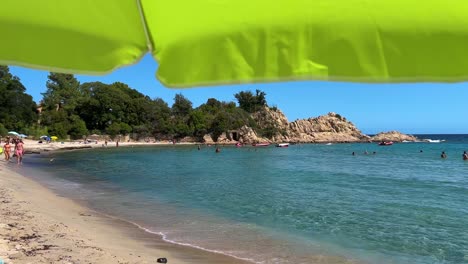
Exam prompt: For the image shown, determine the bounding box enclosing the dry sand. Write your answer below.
[18,138,196,154]
[0,145,250,264]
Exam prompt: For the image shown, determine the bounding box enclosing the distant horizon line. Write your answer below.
[364,133,468,136]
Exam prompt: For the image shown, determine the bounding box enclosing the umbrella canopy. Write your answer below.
[50,136,58,140]
[19,134,28,138]
[2,1,468,86]
[8,131,19,136]
[40,135,49,139]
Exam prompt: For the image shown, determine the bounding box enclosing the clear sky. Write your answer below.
[9,54,468,135]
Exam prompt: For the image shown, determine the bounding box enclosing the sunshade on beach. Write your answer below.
[1,0,468,86]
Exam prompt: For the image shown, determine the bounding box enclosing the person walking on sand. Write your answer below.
[463,151,468,161]
[3,139,11,161]
[441,151,447,159]
[14,139,24,164]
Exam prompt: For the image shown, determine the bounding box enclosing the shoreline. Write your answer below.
[0,160,251,264]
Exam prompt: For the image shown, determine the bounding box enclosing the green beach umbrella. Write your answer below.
[1,1,468,87]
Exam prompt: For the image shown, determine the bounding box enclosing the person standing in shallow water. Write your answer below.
[463,151,468,160]
[441,151,447,159]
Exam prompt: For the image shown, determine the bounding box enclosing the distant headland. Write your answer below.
[0,66,417,144]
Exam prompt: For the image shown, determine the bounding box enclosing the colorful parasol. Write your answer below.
[1,0,468,87]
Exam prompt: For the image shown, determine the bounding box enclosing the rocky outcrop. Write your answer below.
[239,109,370,143]
[287,112,369,143]
[202,134,215,144]
[203,107,409,144]
[370,131,418,142]
[251,106,289,132]
[216,133,236,144]
[237,125,270,144]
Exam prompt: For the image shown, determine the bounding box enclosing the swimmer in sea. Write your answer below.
[463,151,468,161]
[441,151,447,159]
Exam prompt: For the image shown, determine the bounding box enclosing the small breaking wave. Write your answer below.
[100,213,260,264]
[422,139,446,143]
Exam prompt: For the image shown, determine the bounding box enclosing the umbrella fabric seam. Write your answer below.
[136,0,153,52]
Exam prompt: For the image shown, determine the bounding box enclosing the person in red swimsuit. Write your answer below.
[14,139,24,164]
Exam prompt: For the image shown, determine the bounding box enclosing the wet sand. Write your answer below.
[0,159,250,264]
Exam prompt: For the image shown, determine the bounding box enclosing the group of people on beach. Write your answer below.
[441,151,468,160]
[1,137,24,164]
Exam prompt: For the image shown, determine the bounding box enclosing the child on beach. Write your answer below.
[3,139,11,161]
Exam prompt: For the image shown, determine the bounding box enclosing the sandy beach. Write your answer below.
[17,138,197,154]
[0,142,249,264]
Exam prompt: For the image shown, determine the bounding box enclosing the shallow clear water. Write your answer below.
[25,136,468,264]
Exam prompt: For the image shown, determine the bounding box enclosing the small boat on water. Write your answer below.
[378,141,393,146]
[252,142,270,147]
[276,143,289,148]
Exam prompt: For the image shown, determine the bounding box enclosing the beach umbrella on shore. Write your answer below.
[50,136,58,141]
[8,131,19,136]
[19,134,28,138]
[1,1,468,87]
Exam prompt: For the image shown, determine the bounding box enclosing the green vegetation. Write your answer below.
[0,66,37,131]
[0,66,273,141]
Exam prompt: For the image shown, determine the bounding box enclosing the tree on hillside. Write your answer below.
[234,89,267,113]
[196,98,256,141]
[149,98,172,137]
[188,109,208,139]
[42,73,81,112]
[40,73,87,139]
[77,82,135,135]
[169,94,194,139]
[172,93,192,117]
[0,66,37,131]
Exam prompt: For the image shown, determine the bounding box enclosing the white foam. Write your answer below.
[100,213,261,264]
[423,139,445,143]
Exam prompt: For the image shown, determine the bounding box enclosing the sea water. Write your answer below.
[24,135,468,264]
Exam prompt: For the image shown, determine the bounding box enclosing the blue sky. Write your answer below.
[10,54,468,134]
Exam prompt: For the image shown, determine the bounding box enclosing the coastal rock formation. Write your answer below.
[251,106,289,132]
[237,125,270,144]
[370,131,418,142]
[202,134,215,144]
[287,112,369,143]
[203,107,409,144]
[216,133,236,144]
[240,108,369,144]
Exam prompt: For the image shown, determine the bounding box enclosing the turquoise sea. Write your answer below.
[24,135,468,264]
